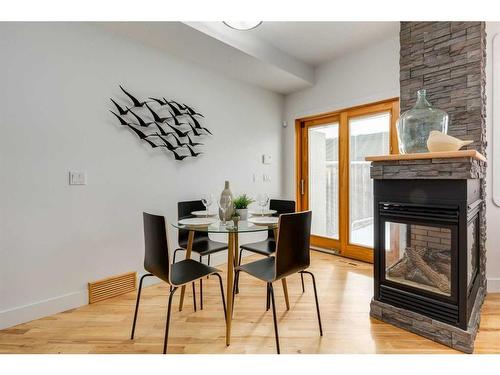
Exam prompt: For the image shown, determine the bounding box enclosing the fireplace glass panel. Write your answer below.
[385,222,451,296]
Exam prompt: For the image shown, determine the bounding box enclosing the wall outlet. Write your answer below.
[262,154,272,165]
[69,171,87,185]
[263,173,271,182]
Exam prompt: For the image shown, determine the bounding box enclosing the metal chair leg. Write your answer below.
[235,249,244,294]
[266,285,270,311]
[268,282,280,354]
[200,279,203,310]
[130,273,153,339]
[214,272,227,322]
[301,273,305,293]
[199,254,204,310]
[192,282,197,312]
[301,271,323,336]
[163,287,178,354]
[207,254,211,279]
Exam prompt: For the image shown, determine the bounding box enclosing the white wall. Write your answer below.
[485,22,500,292]
[0,22,284,329]
[282,36,400,199]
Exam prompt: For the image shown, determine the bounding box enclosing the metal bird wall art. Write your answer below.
[110,86,211,161]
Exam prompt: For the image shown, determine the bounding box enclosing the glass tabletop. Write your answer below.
[171,220,277,233]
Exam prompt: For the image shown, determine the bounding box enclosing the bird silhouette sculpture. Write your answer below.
[120,85,147,107]
[110,98,130,116]
[110,86,210,161]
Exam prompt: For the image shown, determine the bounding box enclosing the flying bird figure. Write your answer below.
[171,149,189,161]
[154,123,174,137]
[165,123,189,138]
[168,111,185,126]
[183,103,204,117]
[186,145,202,157]
[145,103,171,123]
[165,100,182,116]
[186,113,212,135]
[120,85,147,107]
[125,124,150,140]
[148,97,167,106]
[110,98,130,116]
[110,110,130,126]
[167,133,188,148]
[186,134,203,146]
[186,123,203,137]
[128,109,155,127]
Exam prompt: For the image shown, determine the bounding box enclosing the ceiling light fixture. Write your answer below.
[223,21,263,31]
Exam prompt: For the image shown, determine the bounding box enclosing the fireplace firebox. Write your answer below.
[373,179,481,330]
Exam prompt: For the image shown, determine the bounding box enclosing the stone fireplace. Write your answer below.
[368,22,487,353]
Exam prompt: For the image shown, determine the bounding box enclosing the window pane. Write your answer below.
[349,112,390,247]
[308,123,339,239]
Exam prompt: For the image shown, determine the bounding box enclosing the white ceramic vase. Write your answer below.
[236,208,248,221]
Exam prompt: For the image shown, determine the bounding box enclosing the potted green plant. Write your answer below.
[233,194,254,221]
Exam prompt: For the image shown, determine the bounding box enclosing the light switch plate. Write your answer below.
[69,171,87,185]
[262,154,272,165]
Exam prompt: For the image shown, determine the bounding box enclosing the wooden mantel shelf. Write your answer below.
[365,150,486,163]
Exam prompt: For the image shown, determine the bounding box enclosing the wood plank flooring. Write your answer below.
[1,252,499,354]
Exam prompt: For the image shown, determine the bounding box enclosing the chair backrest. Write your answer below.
[274,211,312,280]
[269,199,296,239]
[143,212,171,284]
[178,200,208,246]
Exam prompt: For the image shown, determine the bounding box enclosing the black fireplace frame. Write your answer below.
[373,179,482,330]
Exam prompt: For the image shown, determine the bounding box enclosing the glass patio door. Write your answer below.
[297,99,399,263]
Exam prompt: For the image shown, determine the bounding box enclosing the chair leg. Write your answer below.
[214,272,227,322]
[199,254,203,310]
[266,286,270,311]
[207,254,211,279]
[200,279,203,310]
[163,287,178,354]
[130,273,153,340]
[235,249,243,294]
[192,282,197,312]
[301,273,305,293]
[268,282,280,354]
[301,271,323,336]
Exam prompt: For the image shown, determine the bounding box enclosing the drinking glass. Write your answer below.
[218,195,232,226]
[201,194,213,218]
[257,193,269,215]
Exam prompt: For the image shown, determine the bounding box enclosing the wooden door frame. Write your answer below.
[295,98,400,263]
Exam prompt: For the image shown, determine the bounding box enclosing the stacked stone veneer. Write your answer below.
[369,22,487,354]
[370,157,485,180]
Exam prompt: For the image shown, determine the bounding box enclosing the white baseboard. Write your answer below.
[487,277,500,292]
[0,290,88,330]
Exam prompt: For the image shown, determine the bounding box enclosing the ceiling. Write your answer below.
[249,22,399,67]
[98,22,399,95]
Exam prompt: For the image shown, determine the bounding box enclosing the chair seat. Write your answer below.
[236,257,276,283]
[170,259,220,287]
[240,238,276,256]
[178,238,228,256]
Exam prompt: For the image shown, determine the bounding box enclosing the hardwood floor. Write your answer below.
[1,251,499,354]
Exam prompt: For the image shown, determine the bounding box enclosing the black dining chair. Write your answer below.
[233,211,322,354]
[173,200,228,310]
[238,200,305,292]
[131,212,226,354]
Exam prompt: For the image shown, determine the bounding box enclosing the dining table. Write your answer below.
[171,218,290,346]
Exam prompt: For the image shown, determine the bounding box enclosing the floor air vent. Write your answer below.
[88,271,136,304]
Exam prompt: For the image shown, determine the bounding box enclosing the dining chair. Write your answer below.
[233,211,322,354]
[238,199,305,292]
[173,200,228,310]
[131,212,226,354]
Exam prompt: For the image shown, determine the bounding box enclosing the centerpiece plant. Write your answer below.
[233,194,254,221]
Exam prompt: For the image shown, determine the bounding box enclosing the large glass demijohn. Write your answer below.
[397,89,449,153]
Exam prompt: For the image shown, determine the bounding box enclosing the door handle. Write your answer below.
[300,179,305,195]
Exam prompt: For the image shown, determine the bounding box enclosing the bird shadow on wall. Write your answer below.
[110,86,212,161]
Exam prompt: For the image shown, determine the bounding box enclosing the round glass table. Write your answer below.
[171,219,287,347]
